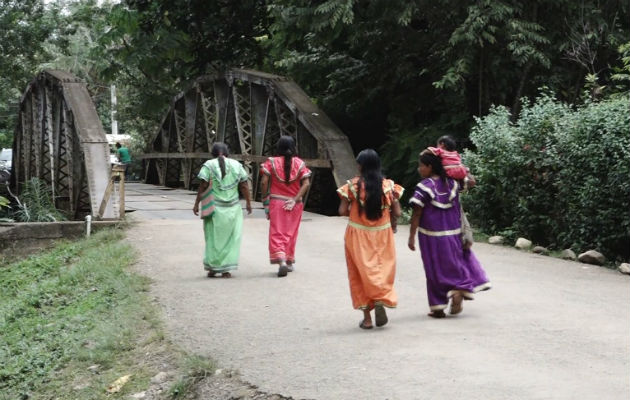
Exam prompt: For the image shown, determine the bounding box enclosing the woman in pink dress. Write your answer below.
[260,136,312,277]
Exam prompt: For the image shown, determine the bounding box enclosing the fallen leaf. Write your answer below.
[106,374,131,393]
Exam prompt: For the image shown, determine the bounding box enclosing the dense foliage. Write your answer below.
[0,0,64,143]
[0,0,629,258]
[462,94,630,260]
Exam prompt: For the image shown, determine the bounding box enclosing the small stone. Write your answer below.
[515,238,532,250]
[214,369,223,375]
[87,365,100,373]
[130,392,146,399]
[488,236,504,245]
[578,250,606,266]
[151,371,169,384]
[618,263,630,275]
[561,249,577,261]
[532,246,548,255]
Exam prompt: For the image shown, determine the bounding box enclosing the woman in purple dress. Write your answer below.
[407,151,491,318]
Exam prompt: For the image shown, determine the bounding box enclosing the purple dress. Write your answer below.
[410,177,491,311]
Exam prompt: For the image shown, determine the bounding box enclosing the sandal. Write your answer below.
[450,292,463,315]
[221,272,232,278]
[374,305,388,327]
[359,320,373,330]
[277,263,288,277]
[427,310,446,319]
[207,271,217,278]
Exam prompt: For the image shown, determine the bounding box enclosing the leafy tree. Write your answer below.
[96,0,269,145]
[0,0,64,145]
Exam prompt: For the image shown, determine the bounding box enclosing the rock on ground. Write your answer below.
[532,246,548,255]
[488,236,504,245]
[618,263,630,275]
[578,250,606,266]
[515,237,532,250]
[561,249,577,261]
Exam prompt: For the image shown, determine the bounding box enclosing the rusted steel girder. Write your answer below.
[140,68,356,213]
[11,70,118,219]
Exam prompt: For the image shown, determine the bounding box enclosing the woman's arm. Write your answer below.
[239,181,252,214]
[283,177,310,211]
[391,197,402,219]
[338,197,350,216]
[295,177,310,202]
[193,180,209,215]
[260,174,269,198]
[407,205,423,250]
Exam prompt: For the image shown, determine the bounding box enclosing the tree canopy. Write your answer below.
[1,0,628,154]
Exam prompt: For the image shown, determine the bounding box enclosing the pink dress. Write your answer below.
[260,156,312,264]
[427,147,468,180]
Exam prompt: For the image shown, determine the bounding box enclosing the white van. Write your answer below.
[0,148,11,169]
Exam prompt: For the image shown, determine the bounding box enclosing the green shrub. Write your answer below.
[463,93,630,260]
[14,178,66,222]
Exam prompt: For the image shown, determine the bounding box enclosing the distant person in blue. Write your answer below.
[115,142,131,179]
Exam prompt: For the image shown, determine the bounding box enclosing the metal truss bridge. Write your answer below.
[11,69,356,219]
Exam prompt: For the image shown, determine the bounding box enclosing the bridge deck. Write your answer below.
[125,182,322,220]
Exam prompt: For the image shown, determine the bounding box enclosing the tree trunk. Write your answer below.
[478,48,483,116]
[511,62,532,120]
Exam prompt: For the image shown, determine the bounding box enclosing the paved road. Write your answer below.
[125,183,630,400]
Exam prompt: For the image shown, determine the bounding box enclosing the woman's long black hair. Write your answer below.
[211,142,229,178]
[420,151,446,180]
[276,136,296,184]
[356,149,383,221]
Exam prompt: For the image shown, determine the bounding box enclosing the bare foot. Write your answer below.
[221,272,232,278]
[450,292,463,315]
[359,309,373,329]
[359,319,373,329]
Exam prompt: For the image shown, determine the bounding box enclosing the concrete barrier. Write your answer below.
[0,221,120,259]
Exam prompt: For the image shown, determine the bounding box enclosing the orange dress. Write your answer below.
[337,178,404,310]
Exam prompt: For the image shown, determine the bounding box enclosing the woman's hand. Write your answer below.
[283,198,297,211]
[193,203,199,216]
[246,202,252,215]
[408,235,416,251]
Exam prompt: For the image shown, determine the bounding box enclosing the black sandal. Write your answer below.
[374,305,388,327]
[207,271,217,278]
[427,310,446,319]
[221,272,232,278]
[277,264,288,277]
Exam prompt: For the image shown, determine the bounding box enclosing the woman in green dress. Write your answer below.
[193,143,252,277]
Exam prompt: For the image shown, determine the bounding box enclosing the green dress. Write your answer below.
[197,158,248,272]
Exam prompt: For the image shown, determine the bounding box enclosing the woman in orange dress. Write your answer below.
[260,136,312,277]
[337,149,403,329]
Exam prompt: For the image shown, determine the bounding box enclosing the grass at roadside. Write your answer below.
[0,229,200,399]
